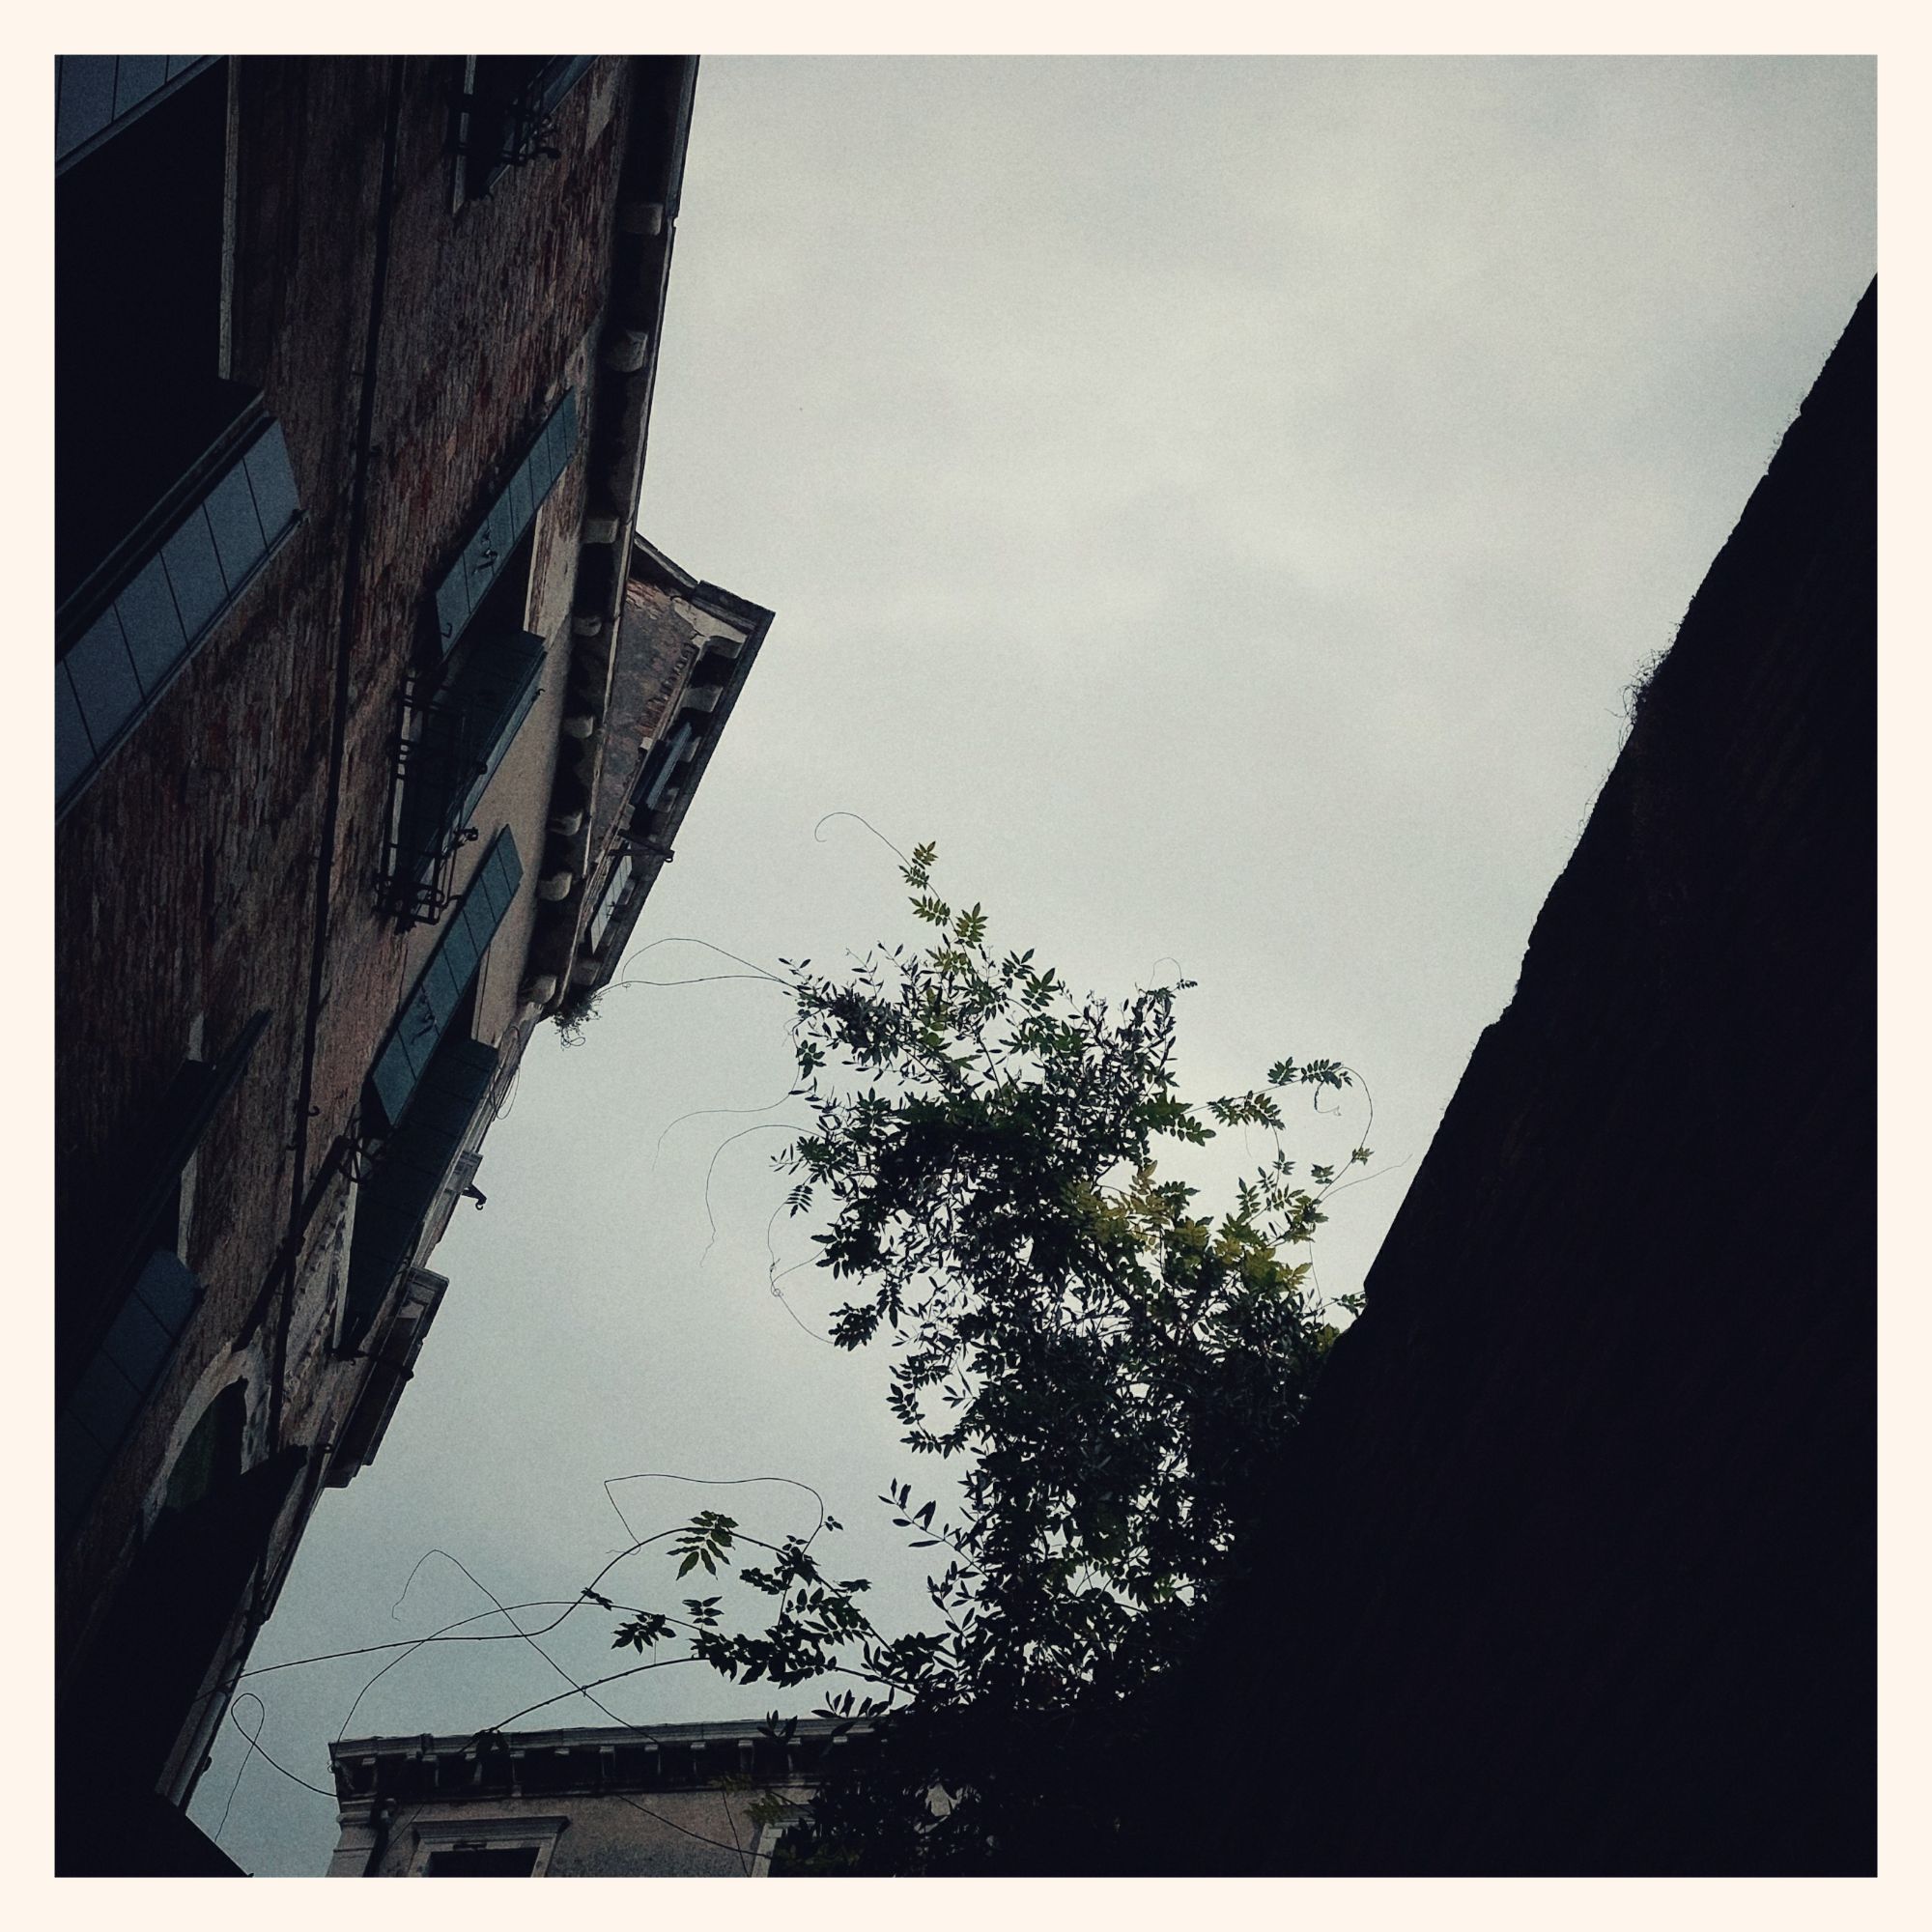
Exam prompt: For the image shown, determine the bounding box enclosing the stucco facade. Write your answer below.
[327,1720,866,1877]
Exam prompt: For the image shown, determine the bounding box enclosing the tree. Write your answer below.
[609,843,1370,1872]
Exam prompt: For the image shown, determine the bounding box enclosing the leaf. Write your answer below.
[643,856,1366,1865]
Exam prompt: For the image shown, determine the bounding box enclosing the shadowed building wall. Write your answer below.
[1143,282,1874,1876]
[52,55,773,1874]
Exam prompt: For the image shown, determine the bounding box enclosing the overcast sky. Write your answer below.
[191,55,1875,1875]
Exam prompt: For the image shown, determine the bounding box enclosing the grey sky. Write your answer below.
[191,55,1875,1874]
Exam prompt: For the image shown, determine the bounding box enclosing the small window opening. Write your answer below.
[425,1842,541,1875]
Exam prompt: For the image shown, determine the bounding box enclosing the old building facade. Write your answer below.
[327,1719,862,1877]
[53,55,768,1875]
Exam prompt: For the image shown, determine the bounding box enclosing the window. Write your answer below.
[344,1036,497,1346]
[586,854,633,955]
[457,57,595,201]
[58,422,302,813]
[431,391,578,662]
[407,1817,566,1876]
[58,61,244,606]
[636,720,696,823]
[383,394,576,923]
[326,1267,448,1485]
[55,1013,270,1539]
[56,61,302,814]
[387,530,546,923]
[425,1845,539,1876]
[346,833,522,1345]
[56,57,219,174]
[365,829,523,1136]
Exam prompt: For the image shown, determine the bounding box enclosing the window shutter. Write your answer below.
[345,1038,499,1339]
[57,418,302,815]
[57,55,219,170]
[431,392,578,659]
[366,829,524,1134]
[77,1009,272,1338]
[58,1248,206,1537]
[640,719,696,813]
[587,853,633,954]
[395,630,547,888]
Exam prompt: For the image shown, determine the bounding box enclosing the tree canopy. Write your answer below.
[608,843,1370,1872]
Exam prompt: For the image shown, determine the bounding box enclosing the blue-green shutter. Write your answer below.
[344,1039,499,1339]
[55,1010,267,1540]
[431,391,578,658]
[56,418,302,814]
[366,829,524,1134]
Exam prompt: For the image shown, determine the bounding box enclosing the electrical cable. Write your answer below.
[812,810,909,867]
[697,1121,810,1264]
[210,1691,267,1842]
[242,1600,618,1683]
[652,1088,801,1170]
[600,1469,829,1549]
[220,1692,338,1801]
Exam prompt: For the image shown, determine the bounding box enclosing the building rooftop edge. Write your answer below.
[329,1714,862,1763]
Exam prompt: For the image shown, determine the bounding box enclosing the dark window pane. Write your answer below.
[439,629,547,835]
[425,1844,539,1876]
[57,66,235,596]
[203,458,268,589]
[160,504,227,639]
[65,607,144,750]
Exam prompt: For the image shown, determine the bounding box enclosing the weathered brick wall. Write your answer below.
[56,56,635,1667]
[1137,285,1875,1875]
[306,53,624,1171]
[54,61,381,1629]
